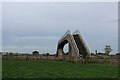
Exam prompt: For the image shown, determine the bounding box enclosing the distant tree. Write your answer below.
[46,53,50,56]
[91,53,95,55]
[109,54,115,56]
[6,52,8,56]
[97,53,105,55]
[16,53,18,56]
[32,51,39,56]
[9,52,13,56]
[116,53,120,55]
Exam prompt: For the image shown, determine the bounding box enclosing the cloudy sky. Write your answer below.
[2,2,118,54]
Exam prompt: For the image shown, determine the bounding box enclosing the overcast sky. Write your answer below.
[2,2,118,54]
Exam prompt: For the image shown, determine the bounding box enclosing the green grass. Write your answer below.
[2,60,119,78]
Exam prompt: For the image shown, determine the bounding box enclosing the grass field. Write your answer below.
[2,60,119,78]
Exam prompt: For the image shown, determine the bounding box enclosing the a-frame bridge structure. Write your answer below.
[56,30,91,62]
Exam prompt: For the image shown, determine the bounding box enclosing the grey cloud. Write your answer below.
[2,2,118,54]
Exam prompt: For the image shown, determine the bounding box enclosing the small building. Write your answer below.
[104,45,112,55]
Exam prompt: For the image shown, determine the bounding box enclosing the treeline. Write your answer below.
[91,52,120,56]
[1,51,57,60]
[0,51,56,56]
